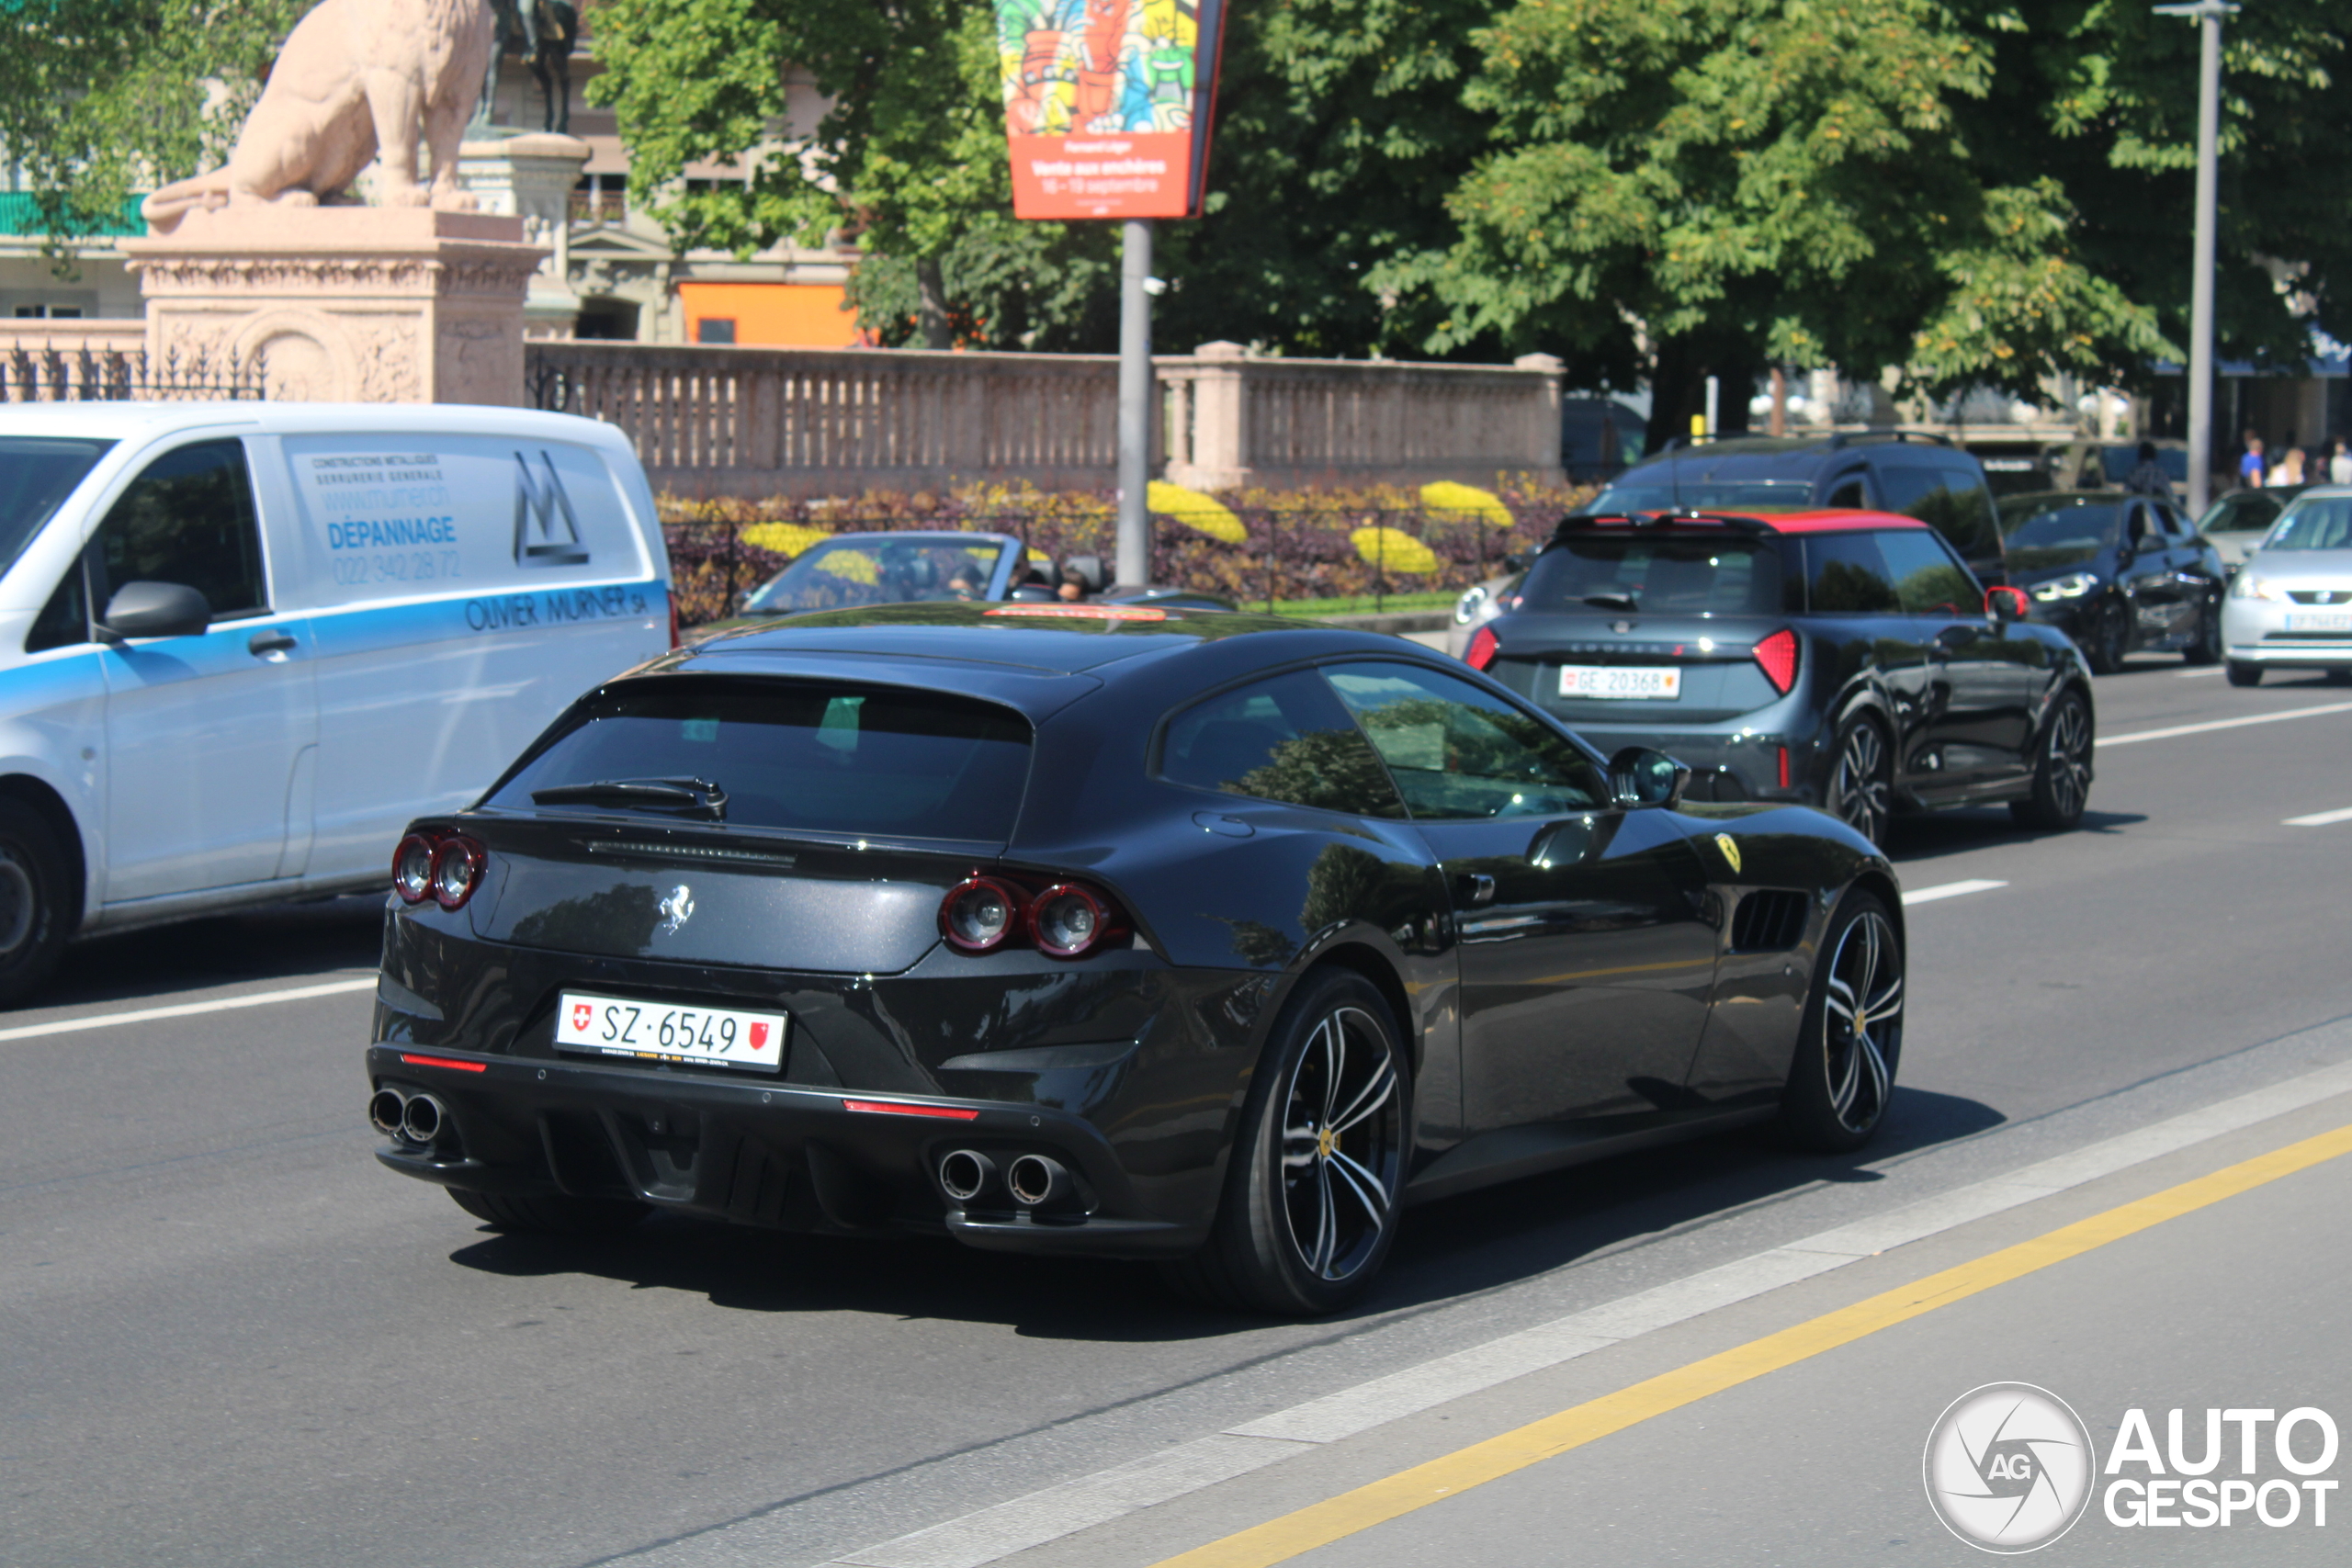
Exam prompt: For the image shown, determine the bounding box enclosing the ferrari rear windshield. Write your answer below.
[1520,536,1789,616]
[487,680,1033,841]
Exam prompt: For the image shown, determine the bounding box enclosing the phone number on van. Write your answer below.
[333,550,463,586]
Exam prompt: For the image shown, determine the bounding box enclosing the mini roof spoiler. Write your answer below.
[1554,510,1773,538]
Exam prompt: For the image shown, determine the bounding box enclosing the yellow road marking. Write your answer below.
[1151,1119,2352,1568]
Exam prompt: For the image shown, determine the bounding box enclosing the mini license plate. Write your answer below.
[555,991,786,1073]
[2286,611,2352,633]
[1558,664,1682,700]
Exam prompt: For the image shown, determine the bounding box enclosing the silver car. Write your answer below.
[2222,487,2352,686]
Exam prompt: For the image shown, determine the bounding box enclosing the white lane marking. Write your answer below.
[0,976,377,1043]
[803,1056,2352,1568]
[1900,879,2008,907]
[2178,667,2228,678]
[2098,700,2352,748]
[2284,807,2352,827]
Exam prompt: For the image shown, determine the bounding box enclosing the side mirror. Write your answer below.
[1985,586,2029,625]
[1608,746,1691,809]
[97,581,211,642]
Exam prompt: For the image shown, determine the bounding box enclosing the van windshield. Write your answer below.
[1586,479,1811,513]
[0,437,112,576]
[487,679,1034,842]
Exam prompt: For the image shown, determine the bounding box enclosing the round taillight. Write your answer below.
[942,877,1022,952]
[391,833,438,904]
[1031,884,1111,959]
[429,836,485,910]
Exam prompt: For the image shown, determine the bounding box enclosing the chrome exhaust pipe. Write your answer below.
[368,1088,408,1137]
[938,1149,998,1204]
[1006,1153,1071,1209]
[400,1091,447,1146]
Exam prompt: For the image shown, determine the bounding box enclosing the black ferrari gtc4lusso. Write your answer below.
[368,602,1907,1314]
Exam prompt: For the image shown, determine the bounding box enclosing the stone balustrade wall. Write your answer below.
[527,340,1565,498]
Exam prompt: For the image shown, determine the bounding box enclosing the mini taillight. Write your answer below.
[1753,628,1799,694]
[392,832,438,904]
[941,876,1023,952]
[1031,884,1115,959]
[1466,625,1499,671]
[428,835,486,910]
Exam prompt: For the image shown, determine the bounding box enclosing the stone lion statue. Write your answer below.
[141,0,493,233]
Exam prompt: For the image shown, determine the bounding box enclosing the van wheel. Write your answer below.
[0,801,72,1009]
[448,1188,650,1235]
[1162,968,1409,1315]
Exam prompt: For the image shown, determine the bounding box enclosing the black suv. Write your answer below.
[1463,510,2095,843]
[1588,432,2007,586]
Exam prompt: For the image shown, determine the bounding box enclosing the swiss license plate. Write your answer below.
[1558,664,1682,700]
[555,991,786,1073]
[2286,612,2352,633]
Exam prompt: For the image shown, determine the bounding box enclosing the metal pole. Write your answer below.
[1116,219,1154,590]
[2158,0,2234,516]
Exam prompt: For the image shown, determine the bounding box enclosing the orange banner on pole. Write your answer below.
[995,0,1230,220]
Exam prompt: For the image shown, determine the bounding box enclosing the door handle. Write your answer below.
[1455,872,1497,908]
[247,629,297,657]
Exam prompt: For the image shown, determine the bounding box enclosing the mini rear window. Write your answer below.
[1520,536,1792,616]
[487,680,1033,842]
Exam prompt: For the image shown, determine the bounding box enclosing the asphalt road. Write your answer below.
[6,653,2351,1568]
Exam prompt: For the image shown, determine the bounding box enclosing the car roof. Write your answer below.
[1566,508,1930,536]
[0,399,632,450]
[1610,433,1971,484]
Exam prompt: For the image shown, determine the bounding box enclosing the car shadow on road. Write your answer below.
[441,1085,2003,1341]
[39,895,384,1010]
[1887,807,2146,868]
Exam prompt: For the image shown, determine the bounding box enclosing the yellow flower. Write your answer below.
[1351,526,1440,574]
[1148,480,1248,544]
[740,522,832,558]
[1419,481,1513,530]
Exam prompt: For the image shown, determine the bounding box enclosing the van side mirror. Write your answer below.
[1607,746,1691,809]
[1985,586,2029,625]
[97,581,211,642]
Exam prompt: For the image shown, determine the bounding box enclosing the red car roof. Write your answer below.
[1576,509,1930,535]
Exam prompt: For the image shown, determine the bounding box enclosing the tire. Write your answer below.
[2084,598,2129,675]
[2008,688,2094,830]
[1778,889,1904,1154]
[2326,670,2352,687]
[1823,716,1894,848]
[2226,660,2263,687]
[1162,967,1409,1315]
[0,799,74,1009]
[2184,598,2222,665]
[448,1187,650,1236]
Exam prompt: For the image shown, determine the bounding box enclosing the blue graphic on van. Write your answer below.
[326,516,458,550]
[513,453,591,570]
[465,585,650,632]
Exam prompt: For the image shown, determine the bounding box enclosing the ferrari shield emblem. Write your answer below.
[1713,833,1742,874]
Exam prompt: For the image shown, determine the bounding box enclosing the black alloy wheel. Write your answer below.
[1166,967,1408,1314]
[2184,596,2223,665]
[2225,660,2263,687]
[2085,597,2130,675]
[1825,717,1893,847]
[448,1188,650,1235]
[1779,890,1904,1153]
[0,799,71,1009]
[2010,689,2094,830]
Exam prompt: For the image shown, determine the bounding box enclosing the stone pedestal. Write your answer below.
[119,208,547,405]
[457,134,594,338]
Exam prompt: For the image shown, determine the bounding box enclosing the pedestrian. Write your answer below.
[2330,438,2352,485]
[2269,447,2307,488]
[2121,440,2171,496]
[2239,434,2267,489]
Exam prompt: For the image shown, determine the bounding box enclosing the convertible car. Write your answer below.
[367,604,1905,1314]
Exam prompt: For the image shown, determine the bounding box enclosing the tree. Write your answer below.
[586,0,1116,349]
[0,0,305,260]
[1370,0,2175,450]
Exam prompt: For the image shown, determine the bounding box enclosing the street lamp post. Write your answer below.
[2154,0,2236,517]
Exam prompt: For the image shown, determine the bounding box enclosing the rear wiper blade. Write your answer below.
[1582,592,1638,610]
[530,777,728,820]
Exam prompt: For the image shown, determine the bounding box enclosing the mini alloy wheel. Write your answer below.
[1780,891,1904,1152]
[1826,718,1892,846]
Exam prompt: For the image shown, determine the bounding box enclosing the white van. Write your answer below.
[0,401,673,1001]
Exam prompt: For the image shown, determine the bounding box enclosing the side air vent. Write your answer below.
[1729,890,1810,953]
